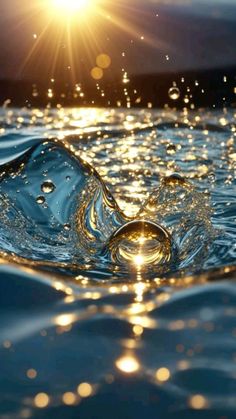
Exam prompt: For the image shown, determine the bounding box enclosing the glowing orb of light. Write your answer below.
[51,0,91,14]
[107,220,172,267]
[115,355,140,374]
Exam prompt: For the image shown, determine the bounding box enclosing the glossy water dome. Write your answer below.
[0,107,235,419]
[107,220,172,267]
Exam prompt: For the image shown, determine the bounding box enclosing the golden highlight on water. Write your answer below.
[108,220,172,267]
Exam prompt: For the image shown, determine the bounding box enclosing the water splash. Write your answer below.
[0,140,124,264]
[0,108,235,419]
[0,138,214,279]
[139,174,214,270]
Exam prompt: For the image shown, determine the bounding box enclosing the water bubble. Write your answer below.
[41,180,56,194]
[36,196,45,205]
[107,220,172,267]
[64,223,71,231]
[168,87,180,101]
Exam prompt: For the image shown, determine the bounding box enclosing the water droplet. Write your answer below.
[41,180,55,194]
[166,144,177,155]
[107,220,172,267]
[64,223,71,231]
[163,173,187,187]
[36,196,45,205]
[168,87,180,101]
[208,173,216,183]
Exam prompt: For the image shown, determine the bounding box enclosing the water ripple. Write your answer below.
[0,107,235,419]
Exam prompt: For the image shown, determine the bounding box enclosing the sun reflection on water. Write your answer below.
[116,354,140,374]
[0,104,235,417]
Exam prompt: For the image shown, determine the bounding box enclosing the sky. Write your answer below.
[0,0,236,82]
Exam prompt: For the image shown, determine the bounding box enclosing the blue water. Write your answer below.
[0,107,235,418]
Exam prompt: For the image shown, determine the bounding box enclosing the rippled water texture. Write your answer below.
[0,107,235,418]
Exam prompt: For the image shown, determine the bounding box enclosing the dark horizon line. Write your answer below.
[0,66,235,109]
[1,64,236,83]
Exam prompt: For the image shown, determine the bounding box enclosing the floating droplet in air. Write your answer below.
[168,87,180,101]
[166,144,177,155]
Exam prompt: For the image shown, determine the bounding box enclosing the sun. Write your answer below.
[51,0,91,14]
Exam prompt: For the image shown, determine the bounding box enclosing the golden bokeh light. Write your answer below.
[26,368,37,379]
[62,392,77,405]
[189,394,209,410]
[115,355,140,374]
[96,53,111,69]
[155,367,170,382]
[54,313,76,326]
[77,382,93,397]
[133,324,143,336]
[34,393,50,408]
[91,67,103,80]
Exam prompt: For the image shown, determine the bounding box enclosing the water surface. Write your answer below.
[0,107,235,418]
